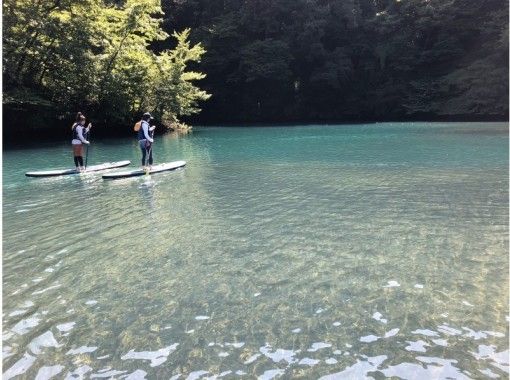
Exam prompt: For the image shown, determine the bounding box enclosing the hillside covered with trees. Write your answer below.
[3,0,508,136]
[3,0,210,135]
[164,0,508,123]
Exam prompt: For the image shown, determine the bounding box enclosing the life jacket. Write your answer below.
[134,121,141,132]
[72,123,89,141]
[72,123,80,140]
[138,120,149,140]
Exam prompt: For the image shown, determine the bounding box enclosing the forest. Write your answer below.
[3,0,509,135]
[3,0,210,135]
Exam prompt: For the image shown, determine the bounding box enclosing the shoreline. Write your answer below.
[3,121,508,150]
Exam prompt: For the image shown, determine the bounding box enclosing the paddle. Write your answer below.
[84,123,92,170]
[145,125,156,171]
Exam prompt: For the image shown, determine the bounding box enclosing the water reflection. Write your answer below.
[139,177,157,211]
[3,123,509,379]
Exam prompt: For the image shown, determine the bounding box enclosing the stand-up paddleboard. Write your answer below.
[102,161,186,180]
[25,160,131,177]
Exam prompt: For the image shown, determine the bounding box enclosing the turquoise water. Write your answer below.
[2,122,509,379]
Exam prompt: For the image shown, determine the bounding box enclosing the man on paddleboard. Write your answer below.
[137,112,156,170]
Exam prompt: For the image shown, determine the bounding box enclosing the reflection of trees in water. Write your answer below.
[156,132,213,165]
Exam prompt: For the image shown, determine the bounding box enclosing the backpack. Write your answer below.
[134,121,141,132]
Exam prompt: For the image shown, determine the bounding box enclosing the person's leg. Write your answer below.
[73,145,80,169]
[77,145,84,170]
[139,141,147,167]
[148,147,153,166]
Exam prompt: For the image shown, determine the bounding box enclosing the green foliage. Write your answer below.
[4,0,507,127]
[162,0,508,122]
[3,0,210,127]
[240,39,292,83]
[153,29,211,124]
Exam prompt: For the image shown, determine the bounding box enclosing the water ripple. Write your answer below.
[3,124,508,378]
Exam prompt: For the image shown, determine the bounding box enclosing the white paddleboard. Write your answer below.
[102,161,186,180]
[25,160,131,177]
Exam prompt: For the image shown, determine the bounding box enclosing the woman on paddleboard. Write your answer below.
[137,112,156,170]
[71,112,92,172]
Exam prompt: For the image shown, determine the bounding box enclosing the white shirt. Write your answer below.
[72,124,90,145]
[141,121,154,143]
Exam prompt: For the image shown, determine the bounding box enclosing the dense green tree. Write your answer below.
[3,0,508,134]
[161,0,508,123]
[3,0,210,132]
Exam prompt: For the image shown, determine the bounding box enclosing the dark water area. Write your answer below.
[3,105,508,146]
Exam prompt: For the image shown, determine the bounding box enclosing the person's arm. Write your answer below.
[77,126,90,144]
[143,122,154,143]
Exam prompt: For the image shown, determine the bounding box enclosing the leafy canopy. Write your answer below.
[3,0,211,126]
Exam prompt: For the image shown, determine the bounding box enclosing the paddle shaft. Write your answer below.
[145,128,155,167]
[85,128,91,169]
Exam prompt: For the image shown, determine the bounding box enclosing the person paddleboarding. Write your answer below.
[136,112,156,171]
[71,112,92,172]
